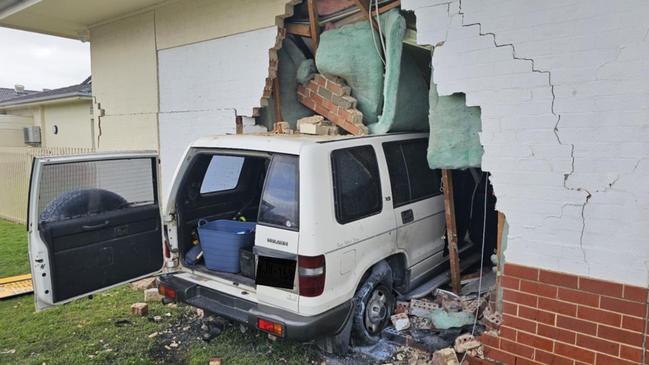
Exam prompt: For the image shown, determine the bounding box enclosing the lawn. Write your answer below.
[0,220,320,365]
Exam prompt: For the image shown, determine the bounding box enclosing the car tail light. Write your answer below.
[158,284,176,299]
[298,255,325,297]
[257,318,285,337]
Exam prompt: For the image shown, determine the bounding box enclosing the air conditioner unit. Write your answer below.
[23,126,41,145]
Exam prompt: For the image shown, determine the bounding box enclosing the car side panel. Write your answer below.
[297,140,399,316]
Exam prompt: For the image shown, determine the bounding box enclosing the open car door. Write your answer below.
[27,152,164,311]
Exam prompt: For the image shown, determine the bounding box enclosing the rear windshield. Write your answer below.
[258,154,299,230]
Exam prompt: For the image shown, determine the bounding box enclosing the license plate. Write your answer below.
[255,256,296,290]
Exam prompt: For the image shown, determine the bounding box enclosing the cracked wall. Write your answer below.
[403,0,649,286]
[89,0,298,203]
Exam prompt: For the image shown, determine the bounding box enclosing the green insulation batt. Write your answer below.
[258,37,313,129]
[315,9,428,132]
[315,18,384,124]
[370,10,429,134]
[427,74,483,169]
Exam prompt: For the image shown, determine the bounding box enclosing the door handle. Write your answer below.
[401,209,414,224]
[82,220,110,230]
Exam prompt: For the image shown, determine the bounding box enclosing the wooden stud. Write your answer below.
[496,211,505,271]
[352,0,380,31]
[307,0,320,52]
[272,77,283,123]
[379,0,401,13]
[235,116,243,135]
[442,169,461,295]
[286,23,311,38]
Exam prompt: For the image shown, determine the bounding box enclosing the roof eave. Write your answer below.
[0,94,92,109]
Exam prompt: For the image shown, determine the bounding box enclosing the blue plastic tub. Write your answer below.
[197,219,256,273]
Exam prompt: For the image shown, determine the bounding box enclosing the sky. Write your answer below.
[0,27,90,91]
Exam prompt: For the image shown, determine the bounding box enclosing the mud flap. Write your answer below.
[316,301,355,355]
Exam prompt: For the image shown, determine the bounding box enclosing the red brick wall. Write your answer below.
[296,74,367,135]
[481,263,649,365]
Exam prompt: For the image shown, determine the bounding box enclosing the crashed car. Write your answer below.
[27,132,471,351]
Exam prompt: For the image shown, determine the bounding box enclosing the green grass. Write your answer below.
[0,219,30,277]
[0,220,319,364]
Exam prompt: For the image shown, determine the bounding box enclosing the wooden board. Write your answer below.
[307,0,320,51]
[0,274,33,299]
[442,169,461,294]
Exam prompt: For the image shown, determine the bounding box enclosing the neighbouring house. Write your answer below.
[0,85,38,102]
[0,77,94,149]
[0,78,94,222]
[1,1,648,365]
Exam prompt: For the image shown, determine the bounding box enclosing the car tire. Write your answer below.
[351,261,395,345]
[39,188,127,223]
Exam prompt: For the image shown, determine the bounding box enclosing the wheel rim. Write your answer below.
[364,285,392,335]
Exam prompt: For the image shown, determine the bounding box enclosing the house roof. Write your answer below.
[0,87,38,102]
[0,77,92,107]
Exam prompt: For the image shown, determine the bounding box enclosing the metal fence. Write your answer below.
[0,146,94,224]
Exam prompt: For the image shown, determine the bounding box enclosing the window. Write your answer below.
[199,155,245,194]
[331,145,382,224]
[383,139,441,207]
[38,158,156,223]
[258,154,299,230]
[402,140,441,200]
[383,142,410,205]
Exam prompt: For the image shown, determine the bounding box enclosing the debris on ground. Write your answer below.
[432,347,459,365]
[129,277,156,290]
[453,333,483,358]
[209,357,222,365]
[144,288,164,302]
[130,303,148,316]
[390,312,411,331]
[480,306,502,331]
[362,271,499,364]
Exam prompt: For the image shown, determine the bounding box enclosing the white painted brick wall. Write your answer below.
[404,0,649,286]
[157,26,278,204]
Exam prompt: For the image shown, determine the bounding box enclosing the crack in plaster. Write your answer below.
[455,0,592,272]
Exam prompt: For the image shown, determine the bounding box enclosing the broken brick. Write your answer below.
[432,348,460,365]
[410,298,439,317]
[395,301,409,315]
[390,312,411,331]
[130,302,148,316]
[297,73,366,136]
[144,288,163,302]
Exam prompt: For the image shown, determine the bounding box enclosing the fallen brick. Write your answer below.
[130,277,156,290]
[390,312,411,331]
[432,348,459,365]
[130,302,148,316]
[144,288,164,302]
[410,298,440,317]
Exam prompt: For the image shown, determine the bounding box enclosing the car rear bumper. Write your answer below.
[158,274,352,340]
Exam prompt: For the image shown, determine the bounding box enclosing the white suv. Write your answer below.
[27,132,459,350]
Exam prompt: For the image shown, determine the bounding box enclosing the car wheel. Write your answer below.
[351,263,395,345]
[39,188,127,223]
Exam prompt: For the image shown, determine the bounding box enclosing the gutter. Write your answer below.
[0,0,39,19]
[0,95,92,109]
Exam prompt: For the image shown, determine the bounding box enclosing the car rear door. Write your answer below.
[27,152,163,311]
[382,139,446,280]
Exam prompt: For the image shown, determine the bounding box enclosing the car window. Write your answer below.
[258,154,299,230]
[383,139,441,207]
[38,158,156,223]
[382,142,410,206]
[402,139,441,200]
[200,155,245,194]
[331,145,382,224]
